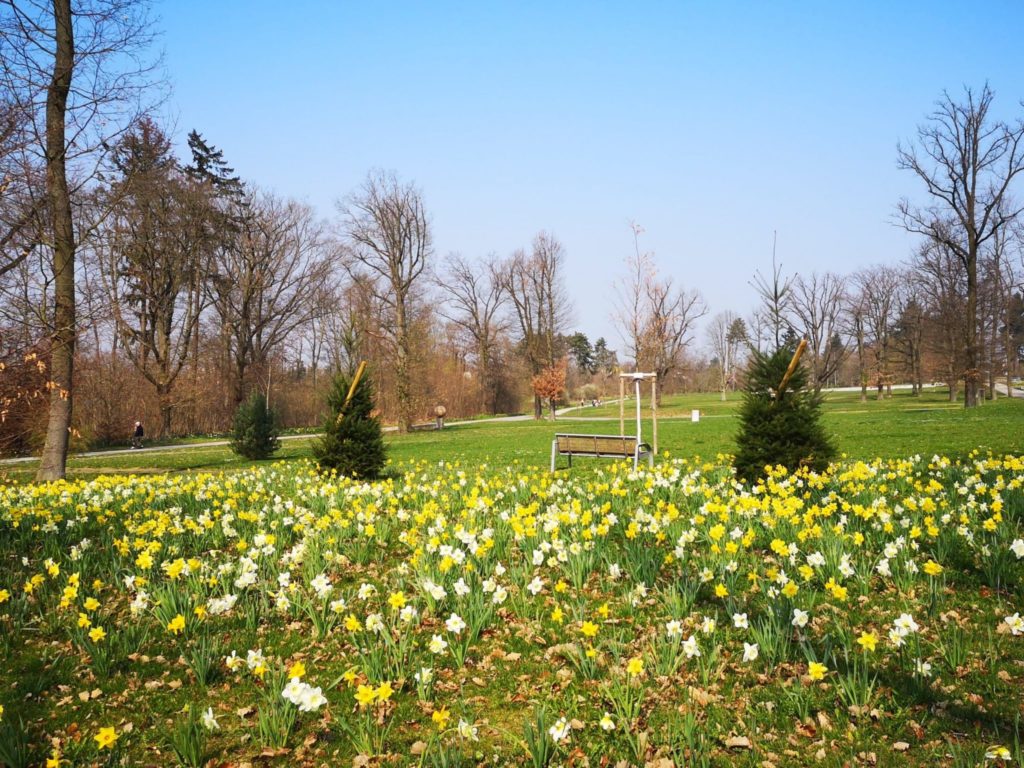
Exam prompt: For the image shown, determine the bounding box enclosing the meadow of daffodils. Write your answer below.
[1,454,1023,766]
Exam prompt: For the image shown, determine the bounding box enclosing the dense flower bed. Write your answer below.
[1,454,1023,766]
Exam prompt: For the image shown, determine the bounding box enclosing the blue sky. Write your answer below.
[157,1,1024,351]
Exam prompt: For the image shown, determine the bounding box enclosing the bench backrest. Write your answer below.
[556,434,637,456]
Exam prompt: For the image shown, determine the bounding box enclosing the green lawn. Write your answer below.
[2,387,1022,482]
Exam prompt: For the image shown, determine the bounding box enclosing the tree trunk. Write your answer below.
[533,392,542,419]
[1007,316,1016,398]
[189,316,203,432]
[158,385,173,437]
[856,328,867,403]
[915,350,923,395]
[479,342,494,415]
[987,315,997,400]
[233,354,247,408]
[964,248,979,408]
[394,299,411,433]
[36,0,76,482]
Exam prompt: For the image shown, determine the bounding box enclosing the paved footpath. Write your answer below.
[6,384,1020,468]
[0,402,616,466]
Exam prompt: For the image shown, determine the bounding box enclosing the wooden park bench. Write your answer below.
[551,433,653,472]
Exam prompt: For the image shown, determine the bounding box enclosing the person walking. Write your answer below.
[132,421,144,449]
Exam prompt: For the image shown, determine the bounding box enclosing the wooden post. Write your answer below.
[619,375,625,434]
[776,339,807,399]
[634,376,642,447]
[336,360,367,424]
[651,377,658,455]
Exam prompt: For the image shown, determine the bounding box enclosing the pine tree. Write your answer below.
[230,391,280,460]
[184,130,243,197]
[733,344,837,482]
[313,370,386,479]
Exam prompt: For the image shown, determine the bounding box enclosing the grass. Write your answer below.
[2,387,1022,482]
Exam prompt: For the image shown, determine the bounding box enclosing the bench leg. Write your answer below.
[551,440,558,472]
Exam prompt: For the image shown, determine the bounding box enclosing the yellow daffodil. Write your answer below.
[94,726,118,750]
[355,684,377,708]
[432,707,450,729]
[857,631,878,652]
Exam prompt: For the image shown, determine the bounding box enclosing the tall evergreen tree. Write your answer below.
[567,332,595,375]
[184,130,243,197]
[313,370,386,479]
[733,344,836,482]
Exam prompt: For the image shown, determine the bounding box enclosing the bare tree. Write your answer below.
[211,191,331,407]
[853,265,901,399]
[613,224,705,389]
[502,232,571,418]
[991,225,1023,396]
[842,285,870,402]
[706,310,743,400]
[613,222,654,368]
[0,97,41,277]
[789,271,846,392]
[897,84,1024,407]
[744,308,772,355]
[340,171,431,433]
[893,273,925,395]
[1,0,160,478]
[436,252,508,414]
[913,240,968,401]
[95,118,212,436]
[641,275,705,390]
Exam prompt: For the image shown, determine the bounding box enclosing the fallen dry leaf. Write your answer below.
[258,747,290,757]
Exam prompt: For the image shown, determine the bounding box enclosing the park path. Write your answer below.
[4,383,1022,467]
[0,401,616,466]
